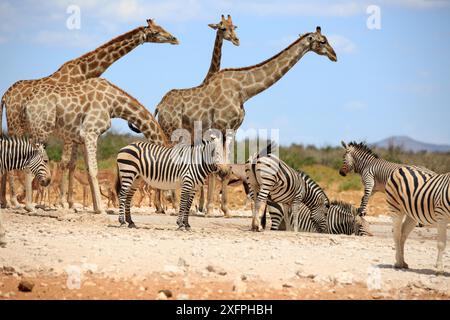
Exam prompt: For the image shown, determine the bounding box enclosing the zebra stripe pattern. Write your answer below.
[339,141,435,216]
[385,166,449,272]
[266,200,372,236]
[0,135,51,186]
[245,145,329,232]
[115,137,227,230]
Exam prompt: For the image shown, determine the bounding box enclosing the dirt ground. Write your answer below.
[0,186,449,300]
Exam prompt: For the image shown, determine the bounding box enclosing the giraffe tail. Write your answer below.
[127,122,141,134]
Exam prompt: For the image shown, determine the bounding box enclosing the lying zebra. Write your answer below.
[386,166,449,273]
[264,200,372,236]
[0,135,52,246]
[245,144,329,232]
[339,141,435,216]
[115,136,228,230]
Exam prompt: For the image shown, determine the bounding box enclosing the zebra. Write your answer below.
[0,135,51,188]
[339,141,435,216]
[0,135,51,247]
[385,166,449,273]
[245,144,329,232]
[115,136,228,230]
[265,200,372,236]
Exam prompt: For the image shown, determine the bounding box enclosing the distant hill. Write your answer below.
[373,136,450,153]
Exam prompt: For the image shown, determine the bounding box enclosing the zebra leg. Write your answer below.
[358,174,374,216]
[398,215,417,267]
[117,175,136,226]
[392,213,408,269]
[177,183,195,231]
[125,186,138,228]
[436,219,448,274]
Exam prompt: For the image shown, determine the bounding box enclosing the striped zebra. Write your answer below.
[0,135,51,188]
[245,144,329,232]
[264,200,372,236]
[115,136,228,230]
[386,166,449,273]
[0,135,51,247]
[339,141,435,216]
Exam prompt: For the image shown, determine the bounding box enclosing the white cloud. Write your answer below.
[328,34,357,54]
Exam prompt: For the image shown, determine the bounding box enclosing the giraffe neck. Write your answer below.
[106,82,170,147]
[203,31,224,83]
[50,27,146,83]
[229,34,312,101]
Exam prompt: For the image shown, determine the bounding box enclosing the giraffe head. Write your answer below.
[305,26,337,62]
[208,14,240,46]
[144,19,179,45]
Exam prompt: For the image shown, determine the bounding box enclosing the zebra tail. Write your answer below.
[115,165,121,197]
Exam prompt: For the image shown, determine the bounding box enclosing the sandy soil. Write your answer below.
[0,191,449,300]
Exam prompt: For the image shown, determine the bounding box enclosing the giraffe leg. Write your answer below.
[81,136,105,215]
[198,185,205,213]
[0,210,5,247]
[24,169,34,212]
[66,144,78,209]
[154,189,165,214]
[220,176,231,218]
[205,174,216,216]
[8,173,20,208]
[0,174,7,208]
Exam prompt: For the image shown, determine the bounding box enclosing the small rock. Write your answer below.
[18,280,34,292]
[282,283,294,288]
[158,289,173,298]
[206,265,227,276]
[156,292,168,300]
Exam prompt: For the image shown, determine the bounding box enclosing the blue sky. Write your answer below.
[0,0,449,147]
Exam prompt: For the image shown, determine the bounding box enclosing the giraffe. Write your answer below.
[129,14,239,214]
[0,19,178,211]
[154,26,337,217]
[23,77,170,214]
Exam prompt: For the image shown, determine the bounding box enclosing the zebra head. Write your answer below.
[310,196,330,233]
[339,141,354,177]
[340,141,379,176]
[203,135,229,179]
[354,215,373,236]
[27,143,51,187]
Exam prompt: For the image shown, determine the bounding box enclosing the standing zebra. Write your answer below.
[115,136,228,230]
[265,200,372,236]
[245,145,329,232]
[339,141,434,216]
[0,135,52,246]
[386,166,449,273]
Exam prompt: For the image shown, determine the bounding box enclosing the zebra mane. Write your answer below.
[330,200,358,216]
[298,170,329,202]
[348,141,379,159]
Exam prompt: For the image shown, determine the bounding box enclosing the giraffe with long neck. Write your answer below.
[0,19,178,211]
[203,14,239,82]
[155,26,337,216]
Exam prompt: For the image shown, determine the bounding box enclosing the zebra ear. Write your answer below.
[341,141,347,149]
